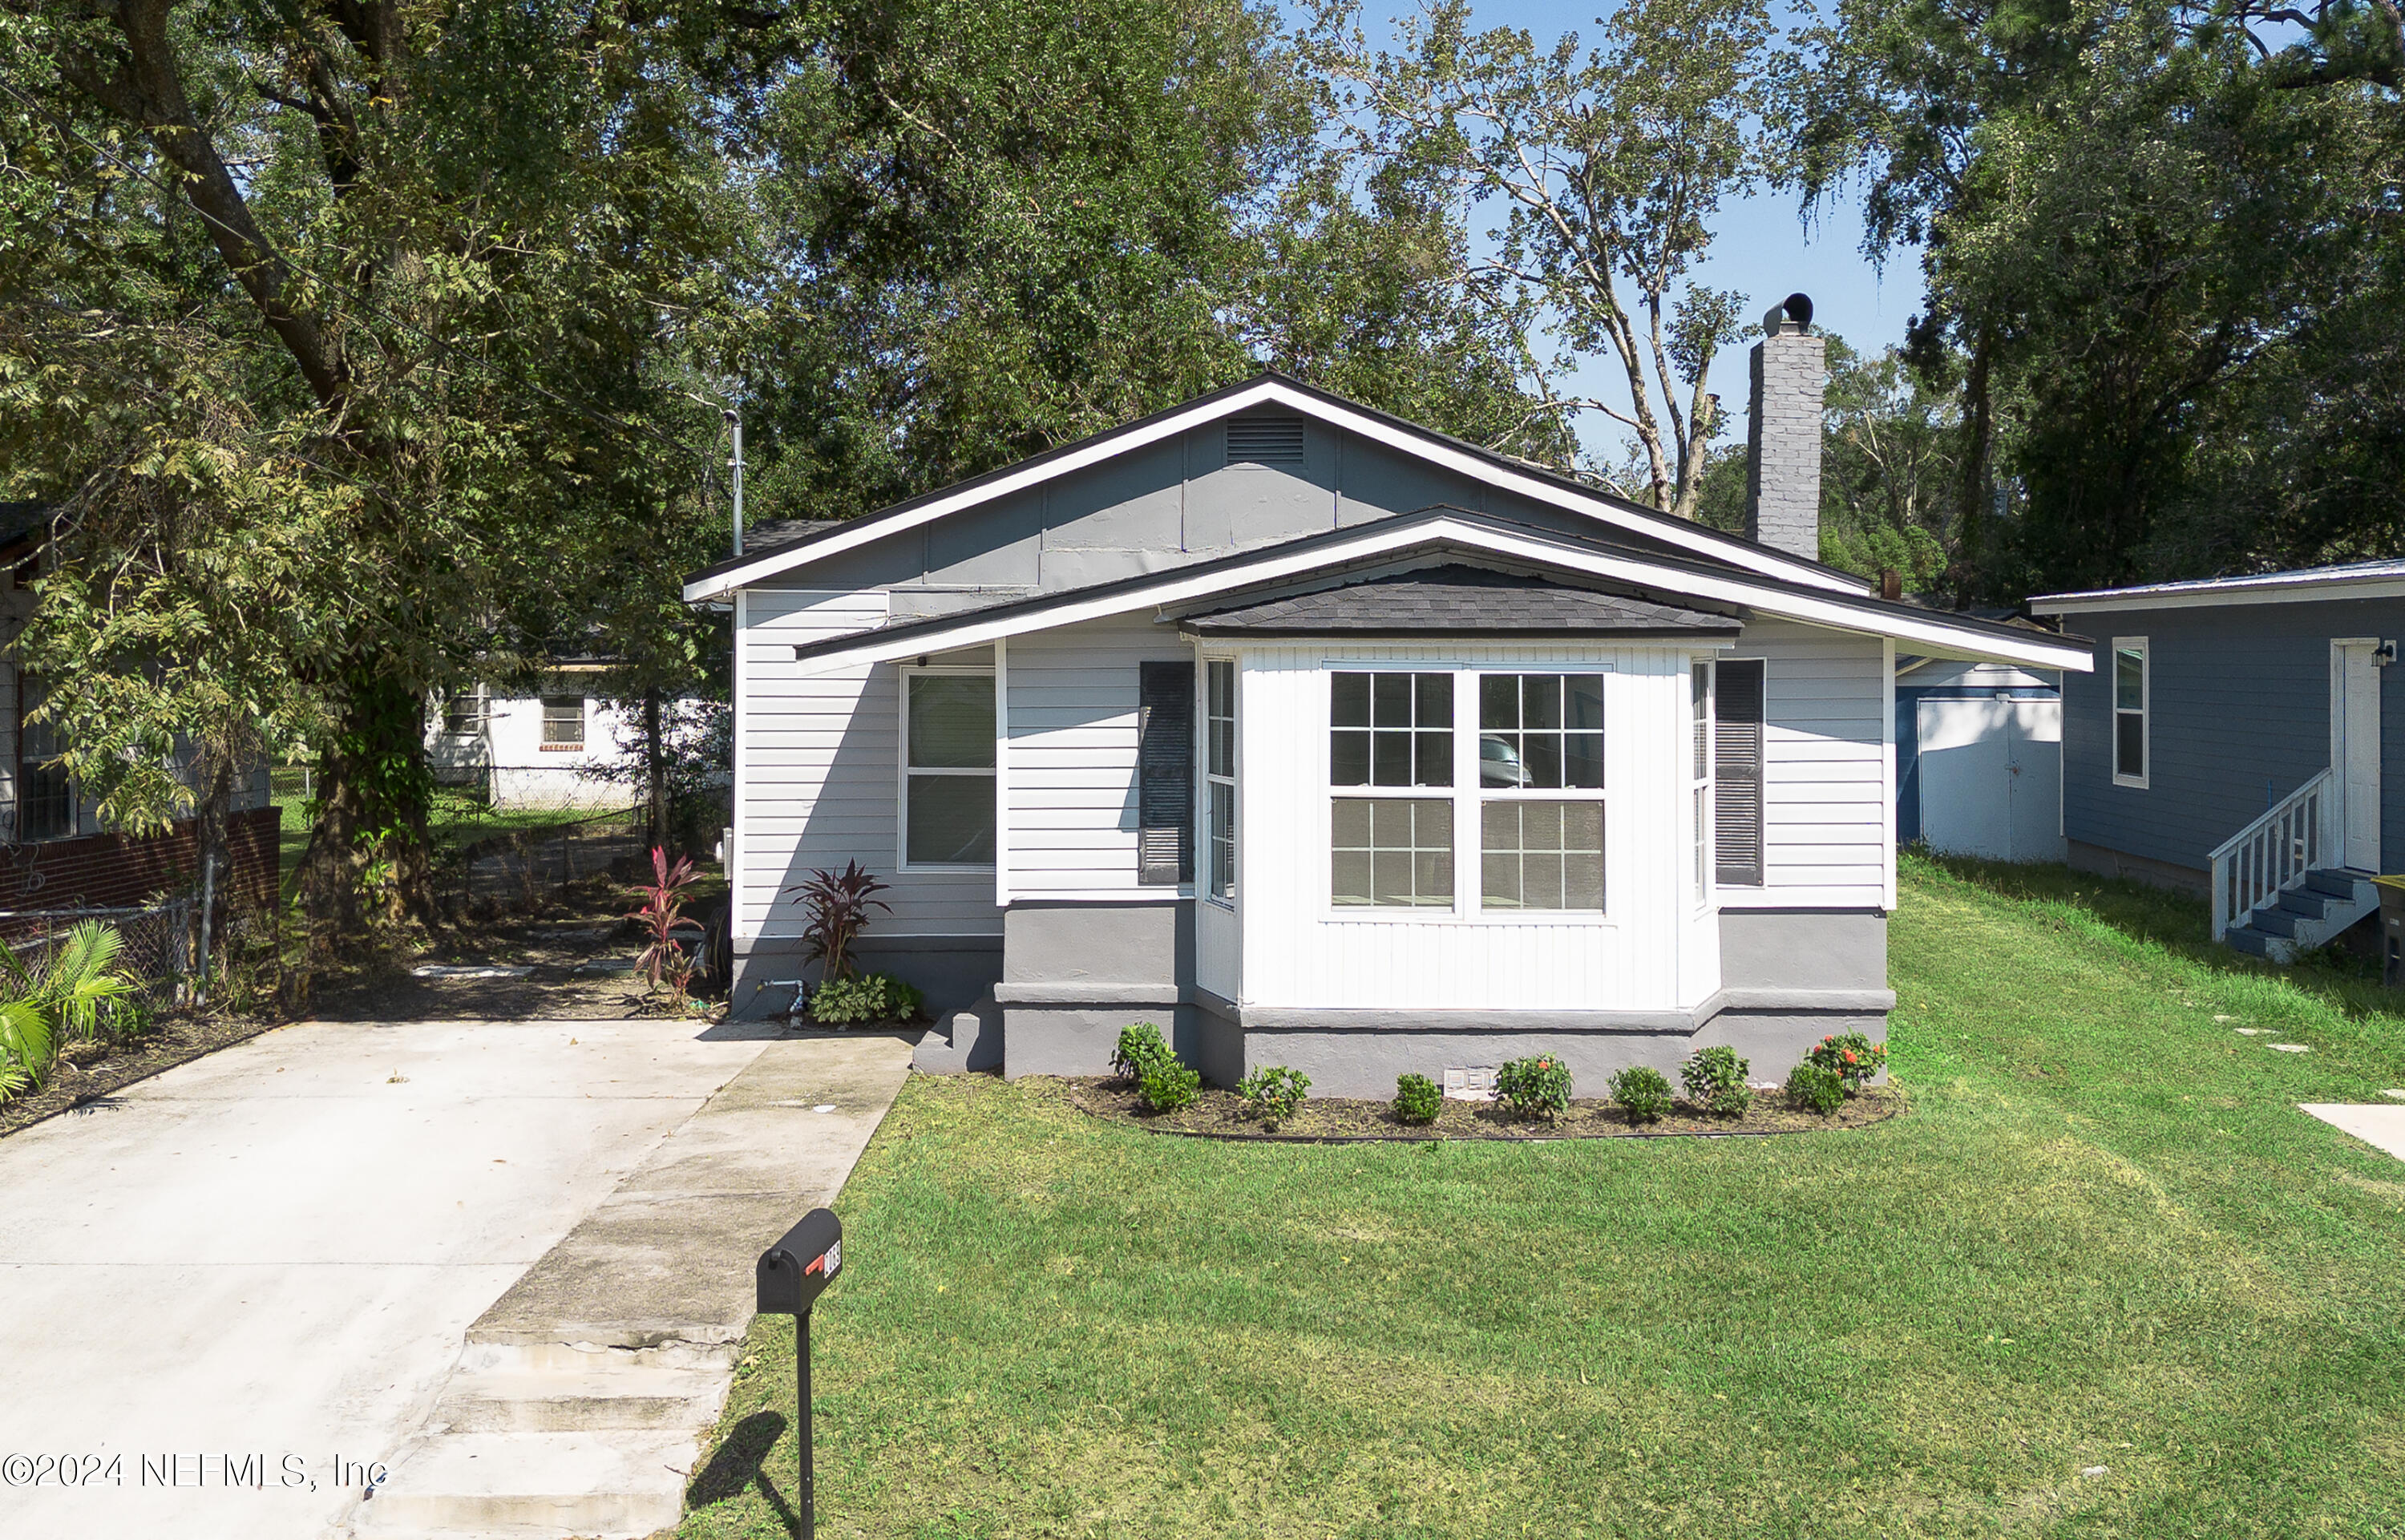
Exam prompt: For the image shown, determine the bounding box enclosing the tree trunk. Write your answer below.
[644,686,668,855]
[299,665,435,939]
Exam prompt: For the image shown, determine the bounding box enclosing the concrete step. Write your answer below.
[913,988,1001,1073]
[352,1430,695,1538]
[430,1360,730,1435]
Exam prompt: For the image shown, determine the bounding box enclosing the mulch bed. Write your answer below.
[1056,1075,1905,1142]
[0,1011,284,1141]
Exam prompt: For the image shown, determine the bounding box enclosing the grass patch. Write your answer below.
[680,854,2405,1539]
[268,775,610,885]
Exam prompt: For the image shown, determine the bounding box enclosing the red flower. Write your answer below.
[1843,1050,1857,1064]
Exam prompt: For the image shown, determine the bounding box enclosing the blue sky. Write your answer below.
[1291,0,1927,462]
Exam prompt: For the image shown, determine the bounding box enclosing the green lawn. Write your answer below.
[678,855,2405,1539]
[268,773,608,886]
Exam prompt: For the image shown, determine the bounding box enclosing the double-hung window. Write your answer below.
[1477,673,1606,911]
[17,677,74,842]
[2112,638,2148,787]
[1690,663,1712,898]
[1330,671,1454,907]
[1205,660,1236,903]
[903,671,996,866]
[541,695,585,748]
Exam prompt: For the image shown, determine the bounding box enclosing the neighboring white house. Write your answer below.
[685,313,2094,1094]
[428,665,649,810]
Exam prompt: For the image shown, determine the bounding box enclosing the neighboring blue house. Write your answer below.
[2030,562,2404,960]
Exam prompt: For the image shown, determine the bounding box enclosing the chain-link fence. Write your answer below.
[0,899,196,1008]
[443,803,656,912]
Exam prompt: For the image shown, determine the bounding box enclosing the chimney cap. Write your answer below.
[1762,292,1816,336]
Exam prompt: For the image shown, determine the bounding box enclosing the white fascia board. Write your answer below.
[683,378,1865,603]
[792,518,2095,677]
[2031,574,2405,615]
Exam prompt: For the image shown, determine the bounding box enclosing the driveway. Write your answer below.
[0,1016,907,1539]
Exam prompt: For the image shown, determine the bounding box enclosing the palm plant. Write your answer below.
[38,922,135,1041]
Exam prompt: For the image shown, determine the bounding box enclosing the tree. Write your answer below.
[1798,0,2405,599]
[1306,0,1795,513]
[1,0,739,935]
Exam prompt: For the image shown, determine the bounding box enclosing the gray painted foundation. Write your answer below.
[996,900,1196,1077]
[2067,838,2210,898]
[730,934,1002,1021]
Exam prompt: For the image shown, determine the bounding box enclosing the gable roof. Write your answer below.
[2030,558,2405,615]
[1182,563,1740,638]
[683,374,1869,603]
[784,507,2092,675]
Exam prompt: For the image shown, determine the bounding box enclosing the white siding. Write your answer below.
[1233,641,1706,1013]
[1003,616,1194,896]
[1725,620,1891,908]
[737,588,1001,940]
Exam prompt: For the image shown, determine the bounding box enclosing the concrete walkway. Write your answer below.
[0,1017,912,1540]
[2301,1102,2405,1162]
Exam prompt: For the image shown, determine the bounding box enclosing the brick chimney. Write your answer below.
[1744,293,1826,560]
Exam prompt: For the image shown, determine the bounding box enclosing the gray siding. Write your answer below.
[750,412,1743,608]
[2057,596,2405,875]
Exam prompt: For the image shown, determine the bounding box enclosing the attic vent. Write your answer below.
[1227,417,1305,466]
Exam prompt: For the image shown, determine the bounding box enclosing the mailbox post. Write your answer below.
[756,1207,843,1539]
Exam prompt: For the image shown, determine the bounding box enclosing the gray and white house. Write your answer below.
[2031,562,2403,960]
[689,309,2091,1093]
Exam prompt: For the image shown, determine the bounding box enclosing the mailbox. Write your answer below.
[758,1207,843,1316]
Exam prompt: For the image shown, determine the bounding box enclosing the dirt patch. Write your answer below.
[1052,1075,1906,1142]
[1,1011,284,1140]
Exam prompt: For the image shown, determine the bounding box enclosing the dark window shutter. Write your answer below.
[1138,661,1195,886]
[1715,660,1765,887]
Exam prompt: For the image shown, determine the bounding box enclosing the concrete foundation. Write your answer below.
[730,932,1002,1021]
[2067,838,2211,898]
[996,900,1194,1077]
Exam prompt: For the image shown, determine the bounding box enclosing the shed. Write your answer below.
[1894,657,2063,863]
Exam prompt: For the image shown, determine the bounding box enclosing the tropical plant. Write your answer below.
[1113,1021,1174,1081]
[1805,1031,1888,1092]
[1495,1053,1574,1121]
[1239,1065,1312,1129]
[0,924,148,1105]
[805,973,924,1026]
[1139,1058,1202,1114]
[1607,1065,1676,1124]
[1785,1061,1847,1115]
[786,862,891,983]
[627,847,701,1002]
[0,997,54,1105]
[1392,1072,1444,1125]
[1680,1045,1753,1117]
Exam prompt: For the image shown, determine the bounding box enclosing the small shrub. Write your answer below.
[783,860,891,981]
[806,972,924,1025]
[1680,1045,1752,1117]
[1805,1031,1887,1092]
[1392,1073,1442,1125]
[1112,1021,1172,1081]
[1138,1058,1201,1114]
[1494,1053,1574,1120]
[1239,1065,1312,1128]
[1785,1061,1847,1114]
[1607,1065,1675,1124]
[626,847,701,1002]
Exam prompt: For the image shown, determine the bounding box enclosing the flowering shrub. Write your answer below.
[1785,1061,1846,1114]
[1607,1065,1675,1123]
[1392,1073,1442,1125]
[1138,1058,1201,1113]
[1495,1053,1574,1120]
[1680,1045,1752,1117]
[1805,1031,1887,1092]
[1112,1021,1171,1081]
[1239,1065,1312,1128]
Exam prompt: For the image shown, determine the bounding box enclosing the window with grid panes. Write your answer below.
[1477,673,1604,911]
[1329,671,1453,907]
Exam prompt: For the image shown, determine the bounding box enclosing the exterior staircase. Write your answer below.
[2222,867,2379,962]
[911,988,1002,1073]
[2210,766,2380,962]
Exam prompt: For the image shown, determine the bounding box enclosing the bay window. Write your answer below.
[1206,660,1236,902]
[1476,673,1605,911]
[1330,670,1453,907]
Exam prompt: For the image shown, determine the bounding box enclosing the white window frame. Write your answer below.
[897,665,999,872]
[540,693,585,750]
[1690,660,1714,911]
[1472,670,1608,916]
[2110,637,2149,789]
[1202,657,1237,907]
[1318,661,1616,924]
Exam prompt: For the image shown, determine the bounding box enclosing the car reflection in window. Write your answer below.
[1480,734,1532,787]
